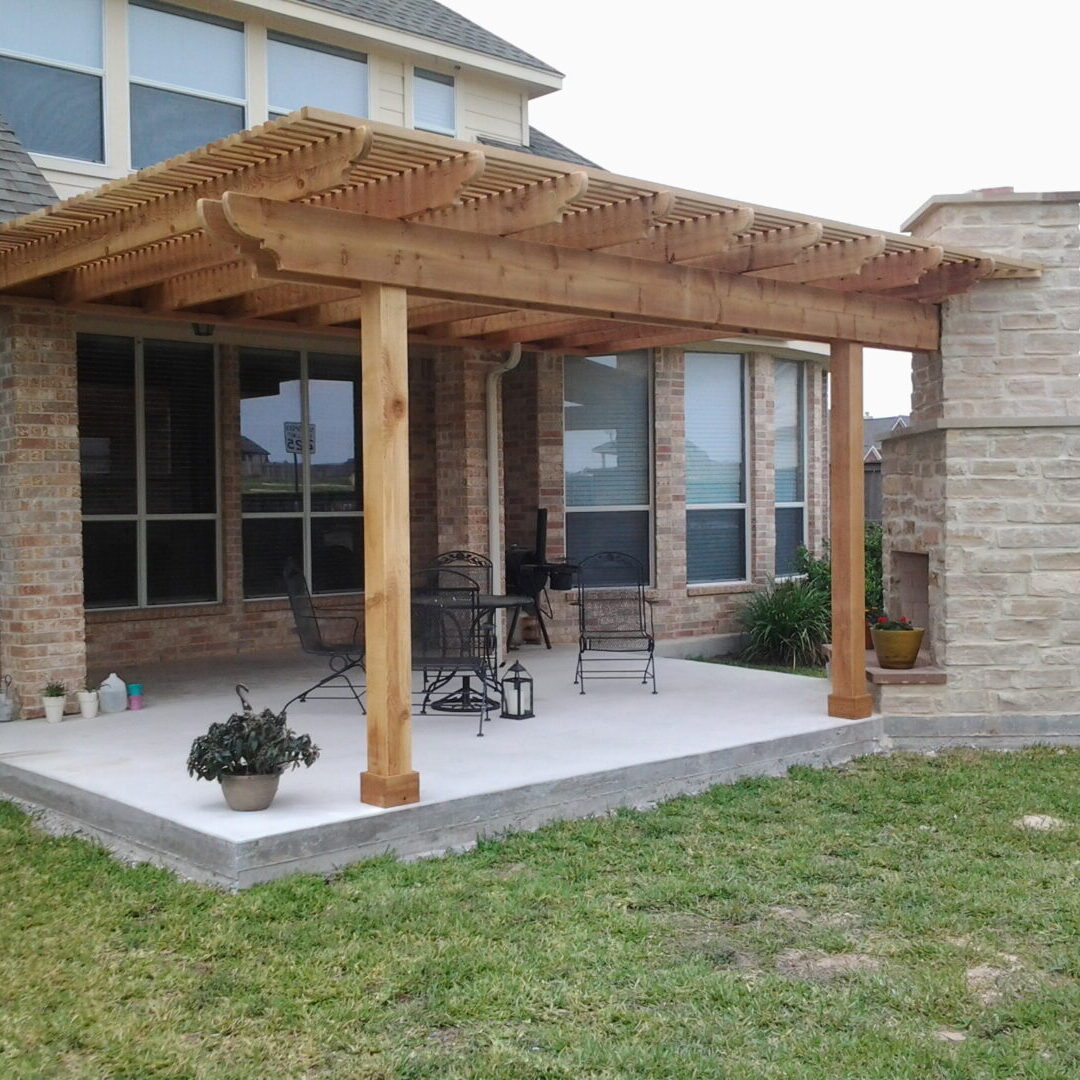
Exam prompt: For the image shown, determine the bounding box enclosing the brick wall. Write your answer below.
[880,191,1080,720]
[0,303,86,712]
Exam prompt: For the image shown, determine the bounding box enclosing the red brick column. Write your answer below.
[435,348,492,554]
[805,361,829,556]
[652,347,685,635]
[747,353,776,583]
[0,303,85,711]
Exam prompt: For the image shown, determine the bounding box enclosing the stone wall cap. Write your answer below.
[882,416,1080,441]
[902,189,1080,234]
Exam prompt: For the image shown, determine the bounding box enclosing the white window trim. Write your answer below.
[240,348,364,600]
[81,333,222,610]
[685,352,750,587]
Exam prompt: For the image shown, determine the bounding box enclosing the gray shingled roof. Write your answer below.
[296,0,561,75]
[0,114,56,222]
[863,414,910,453]
[479,127,599,169]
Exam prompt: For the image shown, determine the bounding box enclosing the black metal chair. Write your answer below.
[281,559,365,713]
[411,566,496,736]
[431,550,493,592]
[430,550,497,667]
[574,551,657,695]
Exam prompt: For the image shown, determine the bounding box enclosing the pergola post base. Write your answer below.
[360,770,421,807]
[827,693,873,720]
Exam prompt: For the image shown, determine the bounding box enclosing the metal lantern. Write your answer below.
[500,661,534,719]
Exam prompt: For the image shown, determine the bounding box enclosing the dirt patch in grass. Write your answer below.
[776,950,882,981]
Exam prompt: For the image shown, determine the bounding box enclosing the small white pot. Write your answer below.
[77,690,99,719]
[42,696,66,723]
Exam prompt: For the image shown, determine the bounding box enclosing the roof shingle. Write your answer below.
[295,0,561,75]
[479,127,599,169]
[0,115,56,222]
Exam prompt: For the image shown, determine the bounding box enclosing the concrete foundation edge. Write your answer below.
[882,712,1080,750]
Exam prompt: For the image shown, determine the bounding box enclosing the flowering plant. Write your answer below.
[872,613,916,632]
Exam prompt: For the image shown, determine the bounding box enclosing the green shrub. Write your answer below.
[793,543,831,593]
[864,522,884,612]
[737,579,831,669]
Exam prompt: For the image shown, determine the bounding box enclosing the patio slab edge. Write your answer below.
[2,718,881,889]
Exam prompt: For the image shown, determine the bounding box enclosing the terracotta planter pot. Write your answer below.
[871,627,925,669]
[219,773,280,811]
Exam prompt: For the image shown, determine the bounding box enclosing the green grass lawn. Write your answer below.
[3,749,1078,1079]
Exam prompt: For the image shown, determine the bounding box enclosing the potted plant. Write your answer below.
[869,613,925,669]
[41,680,67,723]
[76,683,99,719]
[186,705,319,811]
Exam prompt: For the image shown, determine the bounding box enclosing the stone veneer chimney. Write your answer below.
[878,189,1080,746]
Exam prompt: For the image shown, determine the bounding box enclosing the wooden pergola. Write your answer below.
[0,109,1039,807]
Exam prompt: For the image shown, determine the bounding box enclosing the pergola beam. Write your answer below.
[883,258,995,300]
[8,123,375,294]
[201,193,940,351]
[755,235,887,283]
[158,169,585,314]
[686,222,824,272]
[814,246,945,292]
[59,147,486,304]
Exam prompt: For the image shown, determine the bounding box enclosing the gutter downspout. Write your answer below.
[486,345,523,592]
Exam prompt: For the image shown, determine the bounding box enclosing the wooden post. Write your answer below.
[828,341,873,720]
[359,283,420,806]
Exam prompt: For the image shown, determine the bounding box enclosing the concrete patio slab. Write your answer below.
[0,647,880,888]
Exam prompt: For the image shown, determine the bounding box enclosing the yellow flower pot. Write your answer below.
[870,627,925,669]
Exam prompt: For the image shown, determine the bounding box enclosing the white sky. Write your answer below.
[448,0,1076,417]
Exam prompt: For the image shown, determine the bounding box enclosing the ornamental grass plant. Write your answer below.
[737,578,831,668]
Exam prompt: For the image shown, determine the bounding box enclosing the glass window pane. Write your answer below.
[566,510,649,581]
[775,360,804,502]
[268,34,367,116]
[144,340,216,514]
[242,518,302,598]
[308,353,361,512]
[129,2,244,98]
[564,353,649,508]
[83,521,137,608]
[78,334,137,514]
[130,84,244,168]
[0,58,103,161]
[4,0,102,68]
[685,353,743,504]
[775,507,805,576]
[147,520,216,604]
[687,509,745,584]
[414,68,454,133]
[311,517,363,594]
[239,348,303,513]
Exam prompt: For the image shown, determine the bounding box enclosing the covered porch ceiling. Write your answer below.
[0,108,1039,354]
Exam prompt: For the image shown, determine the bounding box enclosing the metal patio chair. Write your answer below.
[429,550,497,666]
[411,566,496,736]
[281,558,365,713]
[574,551,657,695]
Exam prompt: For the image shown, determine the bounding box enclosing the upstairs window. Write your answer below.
[774,359,806,575]
[268,32,368,118]
[564,353,651,582]
[0,0,104,162]
[128,1,245,168]
[413,68,455,135]
[685,353,746,583]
